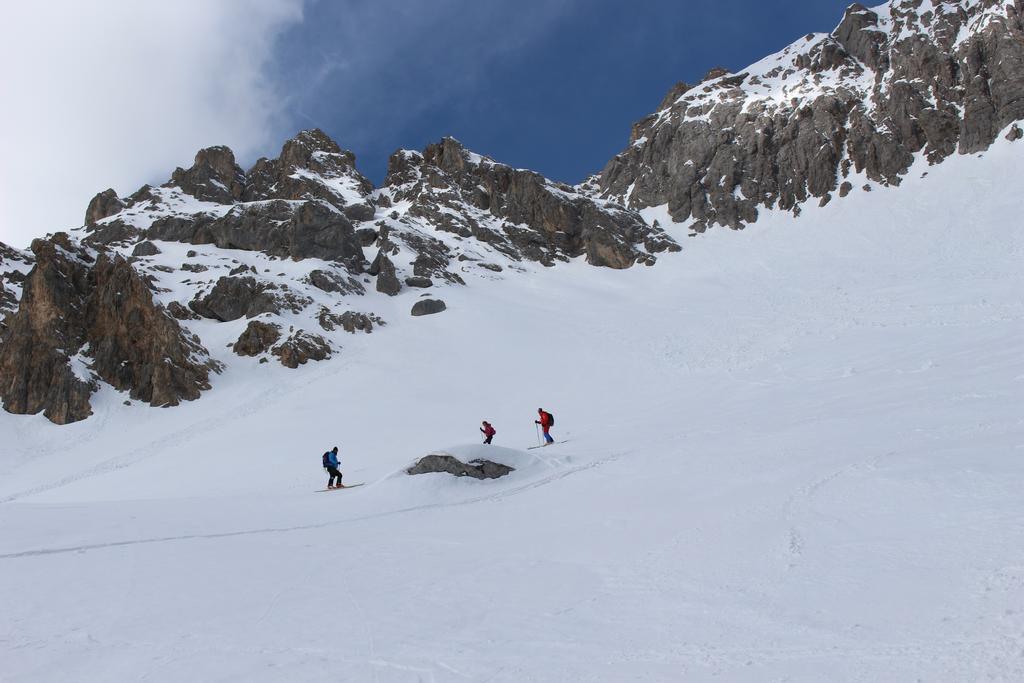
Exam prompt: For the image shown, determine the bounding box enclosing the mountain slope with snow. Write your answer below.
[1,0,1023,679]
[0,125,1021,682]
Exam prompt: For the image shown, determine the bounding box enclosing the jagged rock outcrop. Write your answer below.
[0,234,216,424]
[384,138,680,269]
[596,0,1024,230]
[85,189,126,226]
[233,321,282,356]
[272,330,332,368]
[170,146,245,204]
[245,129,377,222]
[407,453,514,479]
[132,241,161,257]
[147,200,366,269]
[189,276,282,322]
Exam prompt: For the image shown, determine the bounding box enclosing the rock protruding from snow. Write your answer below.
[317,309,384,334]
[596,0,1024,230]
[171,146,246,204]
[271,330,332,368]
[382,137,680,271]
[0,234,217,424]
[233,321,282,357]
[411,298,446,317]
[84,188,126,226]
[189,276,282,322]
[132,241,161,257]
[407,453,515,479]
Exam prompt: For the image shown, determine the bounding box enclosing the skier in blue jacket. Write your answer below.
[323,446,343,489]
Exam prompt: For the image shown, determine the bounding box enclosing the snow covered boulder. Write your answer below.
[407,453,514,480]
[411,298,446,316]
[233,321,281,357]
[271,330,331,369]
[131,241,161,257]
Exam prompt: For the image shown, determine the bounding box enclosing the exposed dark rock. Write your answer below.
[478,263,503,272]
[406,453,514,479]
[86,255,218,407]
[189,276,280,321]
[411,298,446,316]
[85,189,125,225]
[0,235,216,424]
[384,138,679,270]
[170,146,245,204]
[701,66,731,82]
[370,249,401,295]
[597,0,1024,229]
[82,219,142,247]
[658,81,692,110]
[149,199,366,270]
[166,301,199,320]
[181,263,208,273]
[132,241,161,257]
[272,330,331,368]
[356,227,379,246]
[233,320,281,356]
[243,129,376,220]
[308,268,363,295]
[1008,124,1023,141]
[404,276,433,288]
[317,308,384,333]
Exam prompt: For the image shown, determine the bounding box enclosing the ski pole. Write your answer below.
[535,422,541,446]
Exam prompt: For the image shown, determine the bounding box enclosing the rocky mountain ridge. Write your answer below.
[1,0,1020,424]
[594,0,1024,230]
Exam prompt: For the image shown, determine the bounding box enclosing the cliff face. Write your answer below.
[0,235,217,424]
[595,0,1024,230]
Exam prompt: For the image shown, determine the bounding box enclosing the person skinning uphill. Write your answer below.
[322,446,343,489]
[480,420,496,445]
[535,408,554,445]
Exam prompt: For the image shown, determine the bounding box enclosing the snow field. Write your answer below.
[0,137,1022,680]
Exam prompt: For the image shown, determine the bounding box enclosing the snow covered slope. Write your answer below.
[0,126,1021,681]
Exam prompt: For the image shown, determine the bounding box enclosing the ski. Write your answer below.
[316,483,365,492]
[527,440,570,450]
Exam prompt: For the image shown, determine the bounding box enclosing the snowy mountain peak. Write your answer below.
[598,0,1024,230]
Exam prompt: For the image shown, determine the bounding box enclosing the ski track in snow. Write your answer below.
[0,449,629,560]
[1,135,1022,681]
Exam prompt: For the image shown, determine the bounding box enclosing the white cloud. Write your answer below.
[0,0,303,248]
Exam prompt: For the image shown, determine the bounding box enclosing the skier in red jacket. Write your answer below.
[480,420,496,444]
[535,408,554,445]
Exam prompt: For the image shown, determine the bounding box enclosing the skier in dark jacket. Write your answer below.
[323,446,343,489]
[480,421,496,444]
[535,408,554,445]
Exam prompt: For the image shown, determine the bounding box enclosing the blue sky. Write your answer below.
[270,0,856,185]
